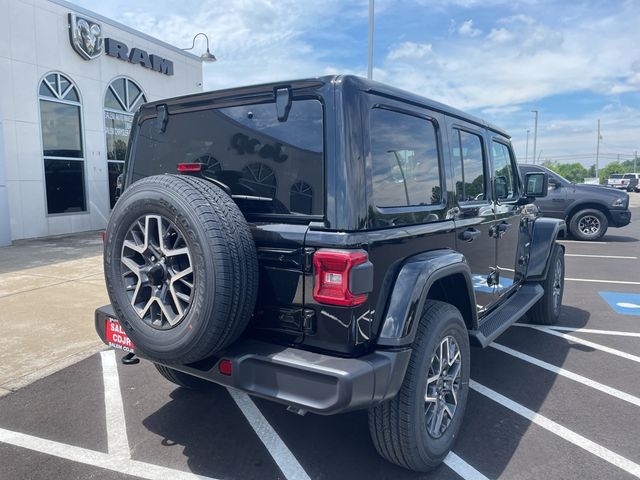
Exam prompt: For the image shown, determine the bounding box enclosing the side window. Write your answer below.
[491,141,518,200]
[451,129,485,202]
[370,108,441,208]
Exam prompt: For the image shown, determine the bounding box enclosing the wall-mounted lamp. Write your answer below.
[182,33,216,63]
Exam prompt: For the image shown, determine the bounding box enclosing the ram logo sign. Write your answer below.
[68,13,103,60]
[67,13,174,76]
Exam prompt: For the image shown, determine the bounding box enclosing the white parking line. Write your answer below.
[228,387,488,480]
[558,240,607,244]
[100,350,130,459]
[491,342,640,407]
[514,324,640,364]
[444,452,490,480]
[548,326,640,338]
[0,427,218,480]
[227,388,311,480]
[565,254,638,259]
[470,380,640,478]
[566,277,640,285]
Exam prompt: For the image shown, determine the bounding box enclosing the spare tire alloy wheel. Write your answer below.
[425,336,462,438]
[105,174,258,365]
[121,215,194,329]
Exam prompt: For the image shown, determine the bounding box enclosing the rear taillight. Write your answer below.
[177,163,203,173]
[313,250,369,306]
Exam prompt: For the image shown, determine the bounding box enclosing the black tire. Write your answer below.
[568,208,608,240]
[528,245,564,325]
[154,364,212,390]
[368,301,470,472]
[104,174,258,364]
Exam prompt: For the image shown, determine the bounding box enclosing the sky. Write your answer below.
[73,0,640,169]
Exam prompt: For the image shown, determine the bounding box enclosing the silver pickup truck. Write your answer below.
[607,173,625,189]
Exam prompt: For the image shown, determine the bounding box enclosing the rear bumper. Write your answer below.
[95,305,411,415]
[609,209,632,228]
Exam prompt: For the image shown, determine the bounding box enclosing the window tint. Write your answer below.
[451,130,485,202]
[370,108,441,208]
[491,141,518,200]
[104,78,146,208]
[132,99,324,216]
[38,73,86,214]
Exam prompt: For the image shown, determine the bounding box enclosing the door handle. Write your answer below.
[459,228,481,242]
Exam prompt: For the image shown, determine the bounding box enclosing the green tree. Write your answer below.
[543,162,588,183]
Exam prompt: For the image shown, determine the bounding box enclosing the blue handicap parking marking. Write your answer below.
[599,291,640,316]
[472,274,513,294]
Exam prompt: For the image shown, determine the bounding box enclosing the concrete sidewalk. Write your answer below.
[0,231,108,396]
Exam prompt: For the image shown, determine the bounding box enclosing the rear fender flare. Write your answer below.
[376,250,476,347]
[526,217,566,281]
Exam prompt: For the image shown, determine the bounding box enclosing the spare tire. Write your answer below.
[104,174,258,364]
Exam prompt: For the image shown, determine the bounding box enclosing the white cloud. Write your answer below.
[387,42,433,61]
[486,28,513,43]
[458,19,481,37]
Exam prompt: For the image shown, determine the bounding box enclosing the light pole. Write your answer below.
[182,33,217,62]
[595,119,601,178]
[525,129,530,163]
[531,110,538,165]
[368,0,375,79]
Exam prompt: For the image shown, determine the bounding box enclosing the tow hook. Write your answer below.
[286,405,308,416]
[121,352,140,365]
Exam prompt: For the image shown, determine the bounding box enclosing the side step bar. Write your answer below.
[469,283,544,348]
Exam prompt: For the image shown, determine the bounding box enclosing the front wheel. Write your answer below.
[368,301,470,472]
[569,208,608,240]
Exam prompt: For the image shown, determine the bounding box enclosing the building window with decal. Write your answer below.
[39,73,87,215]
[104,77,147,208]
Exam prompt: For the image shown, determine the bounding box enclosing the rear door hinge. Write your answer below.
[302,247,316,273]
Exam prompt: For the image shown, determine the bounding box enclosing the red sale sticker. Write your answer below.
[105,318,134,353]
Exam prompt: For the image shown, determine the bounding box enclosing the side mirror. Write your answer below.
[524,172,548,197]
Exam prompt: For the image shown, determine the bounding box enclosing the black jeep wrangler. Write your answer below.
[96,75,565,472]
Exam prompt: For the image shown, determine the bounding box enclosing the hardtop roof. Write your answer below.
[141,74,511,138]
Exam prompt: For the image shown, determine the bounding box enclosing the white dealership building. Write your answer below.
[0,0,204,245]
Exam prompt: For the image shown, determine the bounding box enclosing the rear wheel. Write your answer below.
[528,245,564,325]
[569,208,608,240]
[368,301,470,472]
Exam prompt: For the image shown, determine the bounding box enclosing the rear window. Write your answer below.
[610,174,623,179]
[130,99,324,216]
[623,174,636,179]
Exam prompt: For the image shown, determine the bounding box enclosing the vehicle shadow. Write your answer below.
[139,306,595,479]
[142,383,460,479]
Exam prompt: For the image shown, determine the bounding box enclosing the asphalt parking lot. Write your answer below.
[1,201,639,479]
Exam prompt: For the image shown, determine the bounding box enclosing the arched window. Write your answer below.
[290,181,313,215]
[240,162,277,199]
[39,73,86,214]
[104,77,147,208]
